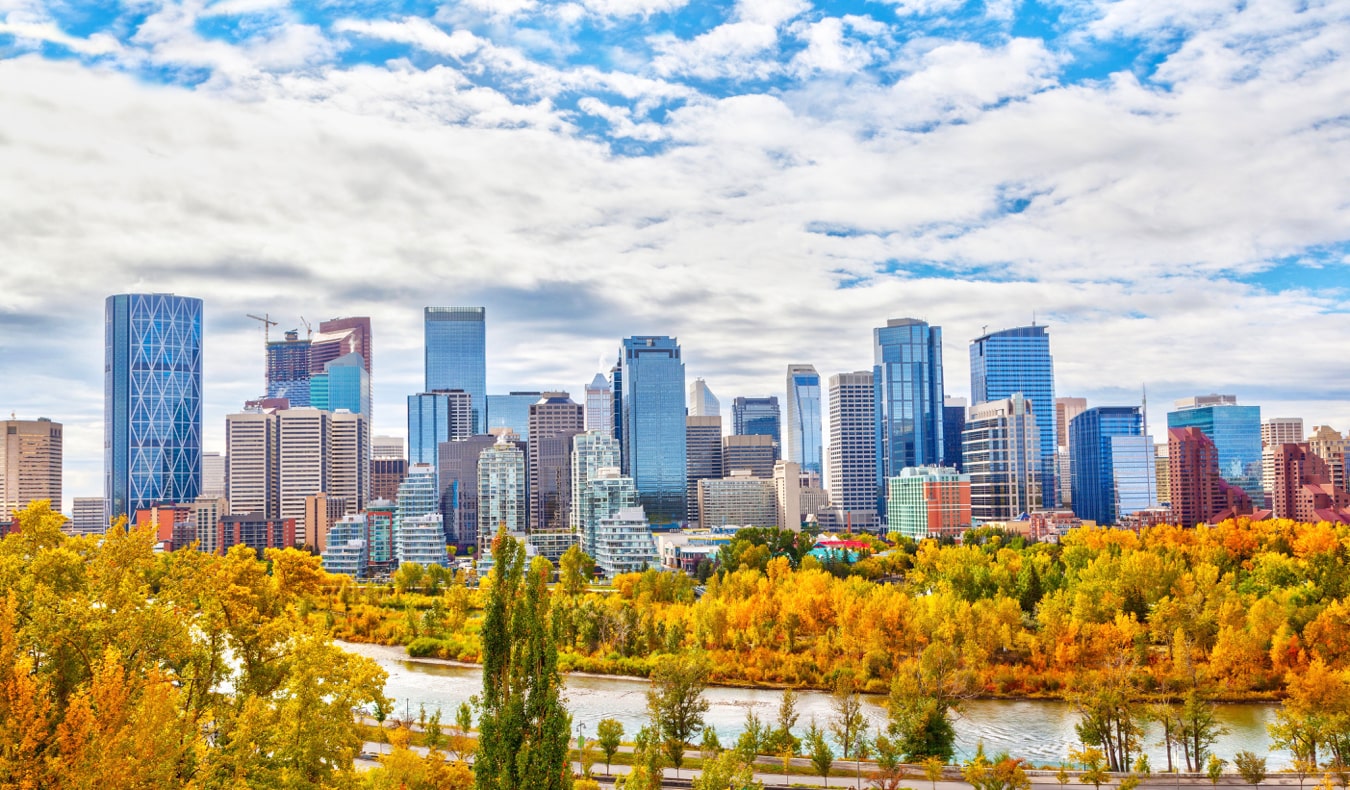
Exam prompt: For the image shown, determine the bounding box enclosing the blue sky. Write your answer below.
[1,0,1349,505]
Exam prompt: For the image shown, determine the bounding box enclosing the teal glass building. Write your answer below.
[620,336,686,525]
[425,307,486,433]
[104,293,203,519]
[970,325,1057,507]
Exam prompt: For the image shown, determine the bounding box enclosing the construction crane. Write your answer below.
[299,316,312,339]
[247,313,278,345]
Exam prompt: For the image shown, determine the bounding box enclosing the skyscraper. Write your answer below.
[1,418,62,523]
[584,373,614,435]
[1270,444,1350,522]
[478,433,527,547]
[785,364,823,476]
[276,408,330,523]
[1055,397,1087,507]
[1168,426,1253,528]
[329,410,369,515]
[1261,417,1304,502]
[528,393,584,532]
[688,378,720,418]
[266,330,312,405]
[1167,395,1262,502]
[486,392,543,439]
[964,394,1042,522]
[425,307,487,433]
[619,336,687,525]
[225,412,278,518]
[105,293,203,519]
[828,371,878,530]
[970,325,1056,507]
[732,396,781,451]
[201,451,225,499]
[722,435,775,479]
[685,416,723,526]
[407,390,473,467]
[438,435,498,549]
[1068,406,1156,526]
[311,353,371,421]
[875,318,945,515]
[942,397,967,473]
[312,317,372,375]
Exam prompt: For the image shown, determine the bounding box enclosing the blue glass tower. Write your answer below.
[1070,406,1156,525]
[425,307,486,434]
[785,365,822,476]
[970,325,1057,507]
[874,318,945,514]
[105,293,203,520]
[486,392,542,439]
[619,336,686,525]
[408,390,473,468]
[732,396,781,452]
[1167,395,1262,502]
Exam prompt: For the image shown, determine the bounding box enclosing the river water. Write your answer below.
[341,642,1289,767]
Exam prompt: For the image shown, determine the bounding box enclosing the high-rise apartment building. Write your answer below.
[571,430,624,534]
[529,393,584,532]
[191,495,227,554]
[619,336,687,525]
[964,395,1042,522]
[1308,426,1347,491]
[577,468,638,558]
[1168,426,1253,528]
[1068,406,1156,526]
[688,378,720,418]
[1,418,62,523]
[772,460,802,532]
[875,319,946,513]
[722,434,776,479]
[1270,443,1350,523]
[1167,395,1262,503]
[585,373,614,435]
[478,434,527,548]
[785,365,823,476]
[828,371,878,530]
[970,325,1056,507]
[105,293,203,519]
[886,466,971,540]
[685,416,724,527]
[397,464,441,524]
[1261,418,1305,502]
[732,396,781,452]
[408,390,473,467]
[425,307,486,433]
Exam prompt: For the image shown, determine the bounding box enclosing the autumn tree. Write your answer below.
[646,651,711,776]
[806,717,834,779]
[596,717,623,775]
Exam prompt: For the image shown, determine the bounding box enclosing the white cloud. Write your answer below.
[0,18,123,55]
[334,17,485,59]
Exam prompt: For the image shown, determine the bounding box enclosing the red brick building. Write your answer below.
[1270,443,1350,523]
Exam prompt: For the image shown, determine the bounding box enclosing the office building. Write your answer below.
[321,515,370,578]
[688,378,720,418]
[373,435,404,460]
[698,472,777,528]
[970,325,1057,506]
[395,514,449,567]
[571,430,624,533]
[591,506,658,578]
[723,434,776,479]
[477,433,527,548]
[578,468,639,558]
[875,319,946,512]
[425,307,486,433]
[886,466,971,540]
[1168,427,1253,528]
[785,364,823,476]
[329,410,368,515]
[276,408,330,522]
[310,353,371,422]
[619,336,687,525]
[1055,398,1088,447]
[685,416,724,526]
[105,293,203,519]
[1055,397,1087,506]
[1261,418,1305,502]
[225,412,279,518]
[266,330,312,406]
[1270,444,1350,523]
[828,371,878,531]
[1308,426,1347,491]
[1069,407,1157,526]
[529,393,584,532]
[1167,395,1262,503]
[964,395,1042,522]
[218,513,295,558]
[372,458,408,502]
[732,396,781,450]
[70,497,107,535]
[1155,443,1171,504]
[439,435,498,550]
[200,451,225,499]
[1,418,62,523]
[408,390,473,467]
[486,392,542,439]
[772,460,802,532]
[312,317,372,376]
[942,397,966,473]
[584,373,614,435]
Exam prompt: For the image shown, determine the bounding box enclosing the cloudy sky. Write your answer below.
[2,0,1349,507]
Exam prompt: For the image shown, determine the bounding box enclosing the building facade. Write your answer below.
[486,392,542,439]
[425,307,486,433]
[529,393,585,532]
[688,378,720,418]
[723,434,776,479]
[584,373,614,435]
[71,497,106,535]
[685,416,723,527]
[1055,397,1087,506]
[1168,426,1253,528]
[1269,443,1350,523]
[477,434,527,548]
[1167,395,1262,503]
[619,336,687,525]
[1069,406,1156,526]
[578,468,639,558]
[571,430,624,533]
[438,435,497,550]
[969,325,1057,507]
[266,330,312,406]
[886,466,971,540]
[828,371,878,530]
[942,397,966,473]
[732,396,781,451]
[105,293,203,519]
[697,473,777,528]
[408,390,473,467]
[875,319,946,514]
[785,364,823,477]
[964,395,1042,522]
[1,418,62,523]
[1308,426,1348,492]
[591,506,658,578]
[1261,417,1305,502]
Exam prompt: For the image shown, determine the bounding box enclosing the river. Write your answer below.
[341,642,1290,767]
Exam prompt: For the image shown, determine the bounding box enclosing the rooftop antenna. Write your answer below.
[246,313,278,344]
[1032,311,1037,326]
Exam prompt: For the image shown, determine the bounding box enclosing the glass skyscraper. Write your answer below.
[785,364,822,476]
[874,318,945,514]
[969,325,1057,507]
[732,396,781,451]
[620,336,687,525]
[1069,406,1157,525]
[1167,395,1262,502]
[105,293,203,519]
[407,390,473,468]
[425,307,486,433]
[486,392,542,439]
